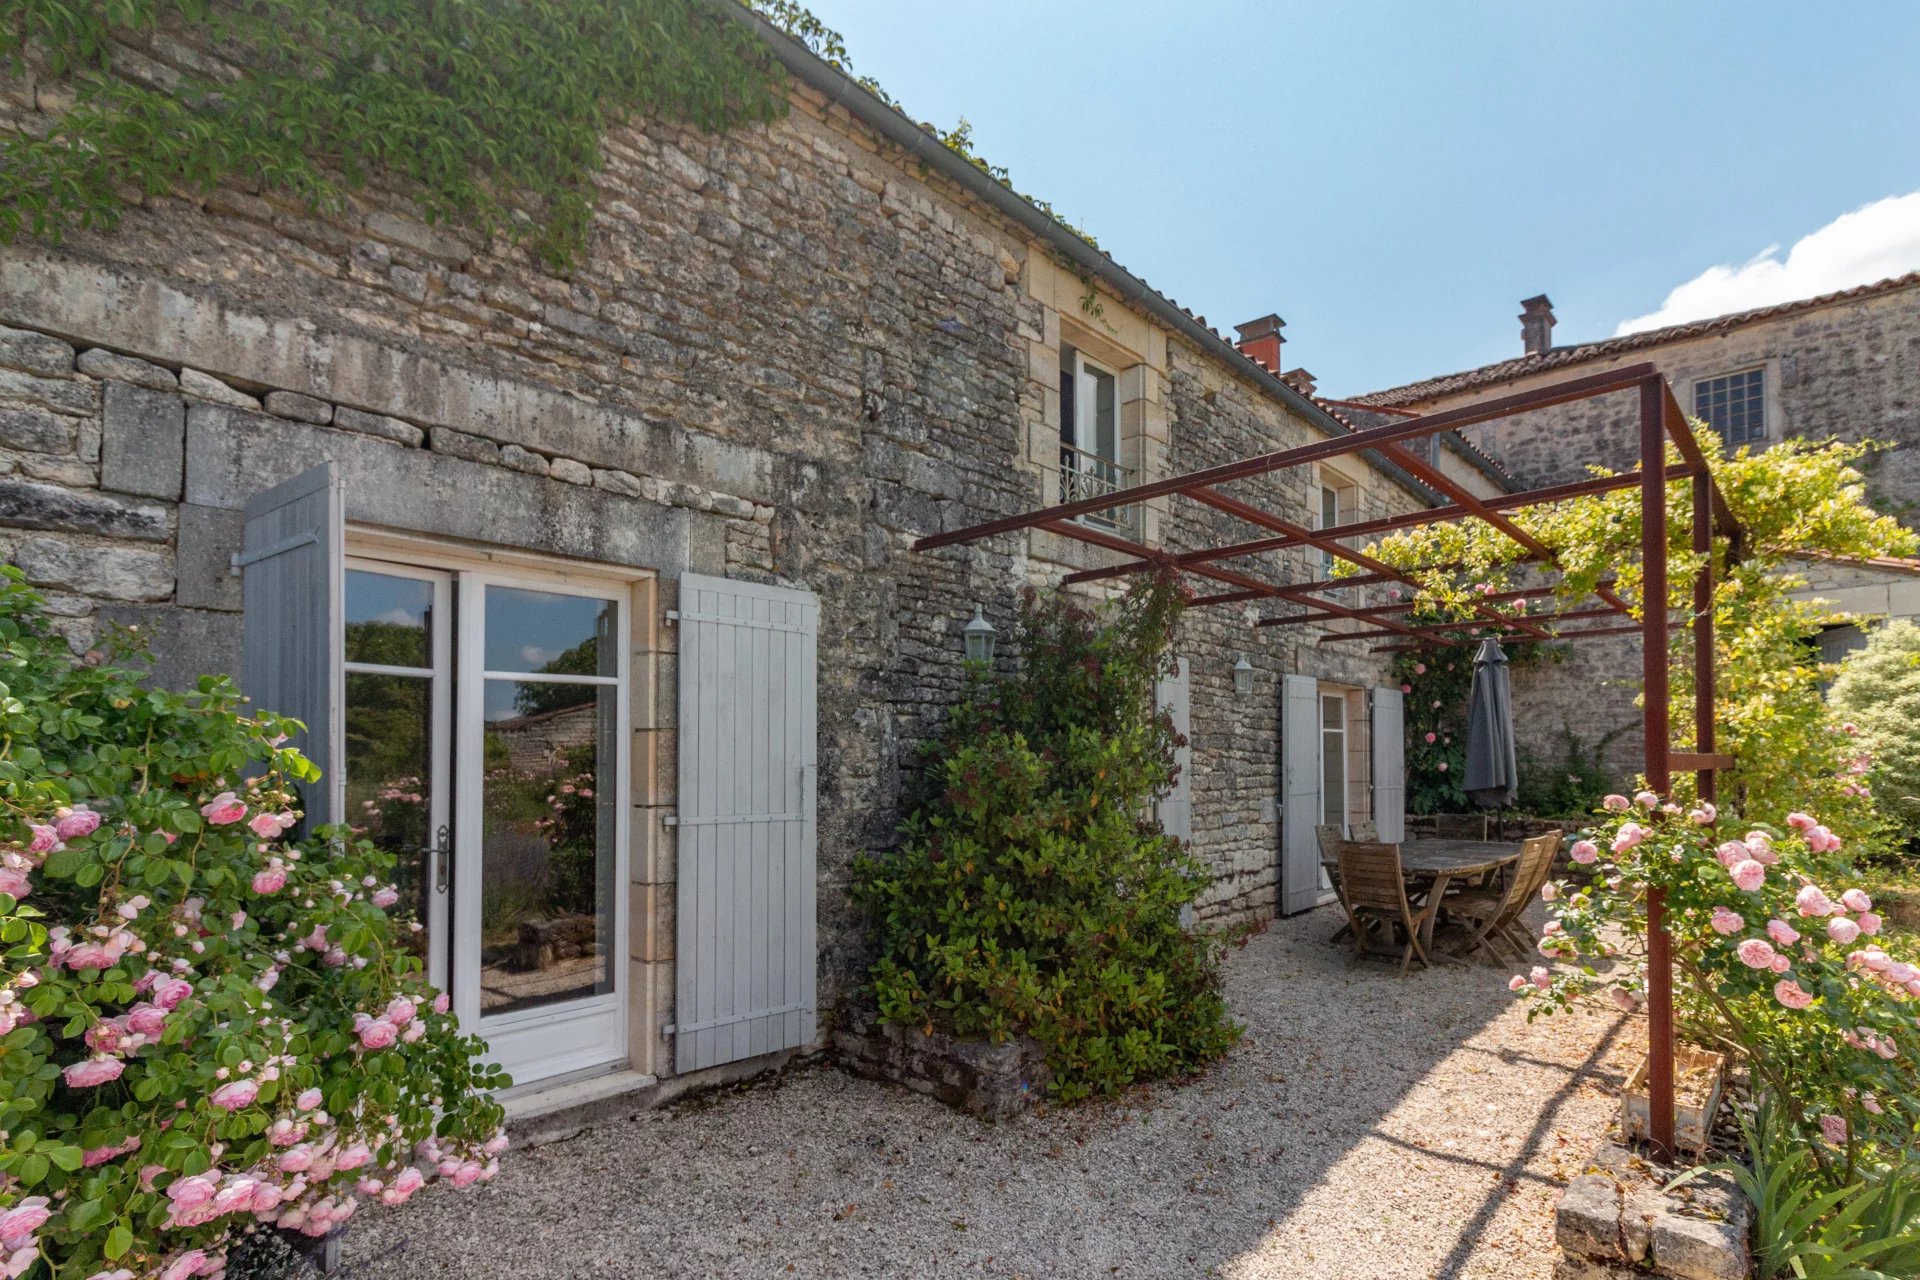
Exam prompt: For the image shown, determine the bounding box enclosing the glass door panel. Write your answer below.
[342,564,452,992]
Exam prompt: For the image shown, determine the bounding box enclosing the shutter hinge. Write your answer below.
[660,814,679,827]
[229,530,320,575]
[664,609,680,624]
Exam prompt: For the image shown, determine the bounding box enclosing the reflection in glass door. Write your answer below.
[342,563,452,991]
[455,574,628,1085]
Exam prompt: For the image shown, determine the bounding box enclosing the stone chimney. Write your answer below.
[1233,314,1286,374]
[1519,295,1556,355]
[1281,368,1317,397]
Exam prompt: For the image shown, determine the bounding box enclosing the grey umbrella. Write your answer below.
[1463,635,1518,810]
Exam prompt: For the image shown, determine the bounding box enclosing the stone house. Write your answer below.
[1345,276,1920,782]
[0,8,1504,1108]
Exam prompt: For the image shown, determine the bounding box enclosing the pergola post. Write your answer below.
[1640,376,1677,1163]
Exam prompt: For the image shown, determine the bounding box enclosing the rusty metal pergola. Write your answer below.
[915,360,1743,1162]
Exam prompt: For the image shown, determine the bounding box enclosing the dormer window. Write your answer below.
[1693,367,1767,446]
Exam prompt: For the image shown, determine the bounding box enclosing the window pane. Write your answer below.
[479,679,618,1014]
[345,570,435,668]
[1093,366,1116,462]
[1321,732,1346,827]
[484,587,614,677]
[344,671,434,965]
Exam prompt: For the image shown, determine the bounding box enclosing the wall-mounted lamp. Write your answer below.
[1232,653,1254,697]
[963,604,997,664]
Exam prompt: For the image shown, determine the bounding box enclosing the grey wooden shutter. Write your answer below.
[674,573,819,1073]
[1155,657,1192,843]
[1371,686,1406,842]
[239,464,344,829]
[1280,673,1328,914]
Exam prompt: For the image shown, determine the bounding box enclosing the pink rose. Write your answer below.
[54,806,101,841]
[1602,794,1629,812]
[1768,953,1792,974]
[277,1146,314,1174]
[1766,919,1800,947]
[385,997,416,1027]
[297,1087,324,1110]
[1774,979,1814,1009]
[1688,802,1717,825]
[1858,912,1883,936]
[336,1143,372,1171]
[1735,938,1776,969]
[0,1198,50,1246]
[152,977,194,1011]
[1786,811,1816,832]
[26,824,59,854]
[431,992,450,1015]
[1529,966,1552,991]
[1828,917,1862,945]
[1730,859,1766,892]
[381,1167,425,1206]
[251,867,287,895]
[1715,841,1747,868]
[1611,823,1645,853]
[1841,889,1873,914]
[1796,885,1835,918]
[63,1055,125,1088]
[1541,883,1559,902]
[1633,790,1659,808]
[210,1079,259,1111]
[0,868,28,900]
[357,1018,398,1050]
[372,886,401,909]
[1570,840,1599,864]
[1507,974,1528,992]
[1820,1114,1848,1145]
[482,1133,510,1157]
[200,792,247,825]
[247,811,290,839]
[159,1250,209,1280]
[1709,907,1744,936]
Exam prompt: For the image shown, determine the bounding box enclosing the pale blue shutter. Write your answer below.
[1281,674,1327,914]
[674,574,819,1073]
[239,464,344,829]
[1371,686,1406,842]
[1155,657,1192,843]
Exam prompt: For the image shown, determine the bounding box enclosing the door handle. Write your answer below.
[425,824,451,893]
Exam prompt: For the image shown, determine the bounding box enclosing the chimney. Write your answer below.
[1519,294,1556,355]
[1233,313,1285,374]
[1281,368,1317,397]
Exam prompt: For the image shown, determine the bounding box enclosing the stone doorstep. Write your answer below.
[501,1048,814,1149]
[1555,1142,1750,1280]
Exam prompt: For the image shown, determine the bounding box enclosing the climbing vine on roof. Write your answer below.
[0,0,1101,269]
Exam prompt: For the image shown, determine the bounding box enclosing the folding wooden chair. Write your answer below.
[1335,841,1438,975]
[1447,831,1562,964]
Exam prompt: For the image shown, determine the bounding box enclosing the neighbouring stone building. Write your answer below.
[0,8,1510,1106]
[1346,276,1920,782]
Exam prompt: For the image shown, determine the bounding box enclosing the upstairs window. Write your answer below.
[1693,367,1766,446]
[1316,470,1358,578]
[1059,344,1135,535]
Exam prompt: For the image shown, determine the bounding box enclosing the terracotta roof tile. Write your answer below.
[1353,272,1920,408]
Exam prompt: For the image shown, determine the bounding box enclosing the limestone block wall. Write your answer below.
[0,28,1411,1064]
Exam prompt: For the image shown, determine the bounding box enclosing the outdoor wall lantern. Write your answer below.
[963,604,997,664]
[1232,653,1254,697]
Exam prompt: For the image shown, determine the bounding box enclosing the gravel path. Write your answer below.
[344,906,1635,1279]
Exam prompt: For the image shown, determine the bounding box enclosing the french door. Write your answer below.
[342,554,630,1088]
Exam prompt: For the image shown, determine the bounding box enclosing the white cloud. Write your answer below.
[1614,191,1920,336]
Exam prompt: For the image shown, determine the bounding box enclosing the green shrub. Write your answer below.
[1830,620,1920,843]
[854,576,1239,1101]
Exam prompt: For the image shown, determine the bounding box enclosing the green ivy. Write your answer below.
[854,575,1240,1101]
[1,0,1107,270]
[0,0,793,267]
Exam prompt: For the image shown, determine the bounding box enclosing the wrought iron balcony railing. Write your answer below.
[1059,444,1139,537]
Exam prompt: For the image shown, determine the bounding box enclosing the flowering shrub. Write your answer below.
[855,575,1240,1101]
[0,569,506,1279]
[1516,792,1918,1162]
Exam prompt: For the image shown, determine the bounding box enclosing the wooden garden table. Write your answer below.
[1322,838,1523,959]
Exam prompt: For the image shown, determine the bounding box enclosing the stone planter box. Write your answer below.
[1555,1142,1750,1280]
[833,1006,1051,1120]
[1621,1045,1726,1154]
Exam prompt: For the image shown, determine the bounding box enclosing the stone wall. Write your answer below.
[0,28,1415,1080]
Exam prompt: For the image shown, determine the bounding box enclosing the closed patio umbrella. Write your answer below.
[1463,635,1518,812]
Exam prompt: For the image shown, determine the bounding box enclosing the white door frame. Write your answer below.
[342,557,454,994]
[1320,690,1349,832]
[346,532,641,1089]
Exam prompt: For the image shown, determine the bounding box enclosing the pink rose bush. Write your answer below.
[1514,787,1919,1159]
[0,573,506,1279]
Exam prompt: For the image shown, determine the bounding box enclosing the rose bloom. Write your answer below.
[432,991,451,1015]
[1730,859,1766,892]
[1828,917,1862,945]
[210,1079,259,1111]
[1601,794,1629,812]
[1858,911,1883,936]
[0,1198,50,1246]
[1688,803,1717,825]
[251,867,287,895]
[1841,888,1873,914]
[1766,919,1801,947]
[372,887,400,909]
[1820,1114,1848,1145]
[357,1017,399,1050]
[1611,824,1645,853]
[1715,841,1747,868]
[1774,979,1815,1010]
[55,806,102,841]
[1529,966,1552,991]
[26,824,59,854]
[152,977,194,1011]
[1709,906,1744,936]
[1735,938,1776,969]
[297,1087,324,1110]
[63,1055,125,1088]
[1541,883,1559,902]
[1796,885,1835,918]
[1633,790,1659,808]
[1786,811,1816,832]
[0,867,28,899]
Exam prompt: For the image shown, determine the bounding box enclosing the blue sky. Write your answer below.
[794,1,1920,396]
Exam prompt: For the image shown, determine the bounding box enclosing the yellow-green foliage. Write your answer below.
[1355,428,1917,839]
[1831,620,1920,840]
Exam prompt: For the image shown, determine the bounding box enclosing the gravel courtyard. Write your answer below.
[344,906,1634,1279]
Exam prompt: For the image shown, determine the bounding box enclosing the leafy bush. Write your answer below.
[1516,726,1623,818]
[1830,620,1920,844]
[0,570,505,1279]
[1520,796,1919,1158]
[854,576,1239,1101]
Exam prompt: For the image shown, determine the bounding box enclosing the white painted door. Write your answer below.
[1155,657,1192,844]
[674,574,819,1073]
[1281,674,1333,914]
